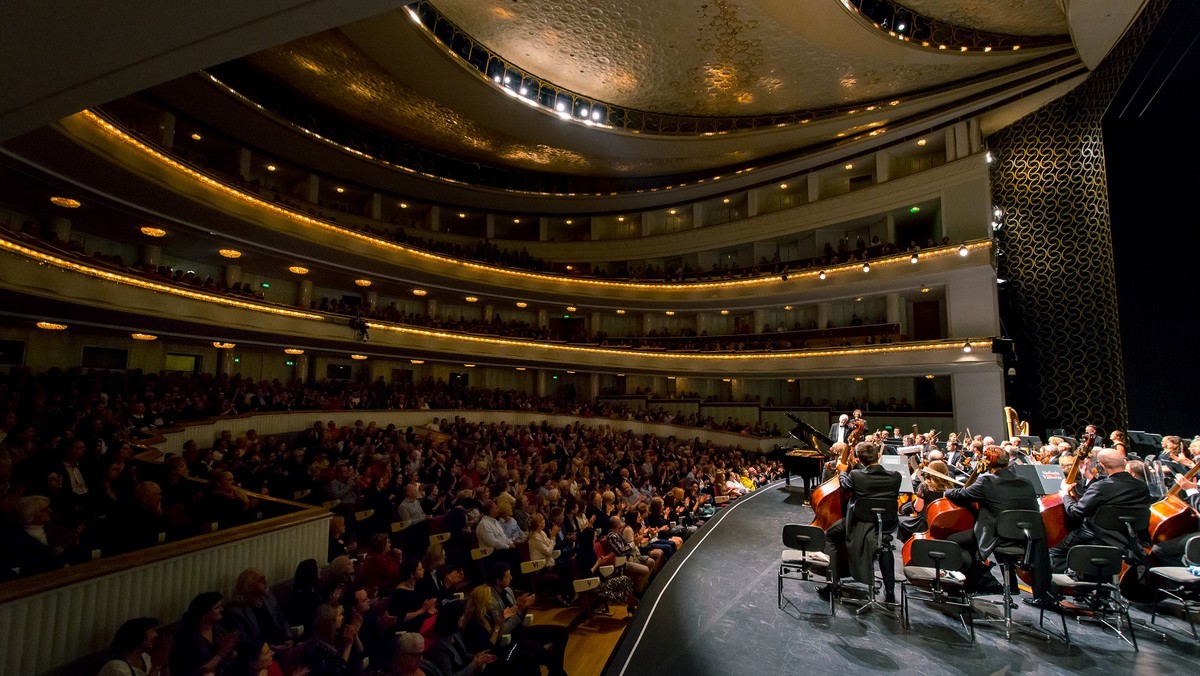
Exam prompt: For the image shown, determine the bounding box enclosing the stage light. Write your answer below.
[959,245,969,257]
[962,342,973,353]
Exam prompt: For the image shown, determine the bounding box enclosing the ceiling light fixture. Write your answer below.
[515,301,528,308]
[288,265,309,274]
[412,289,428,296]
[131,333,157,341]
[411,359,424,364]
[190,133,202,141]
[284,348,304,355]
[213,342,235,349]
[959,245,969,257]
[465,296,478,302]
[354,279,372,287]
[50,196,81,208]
[140,227,166,237]
[36,321,67,330]
[351,354,368,360]
[962,342,973,353]
[218,249,242,259]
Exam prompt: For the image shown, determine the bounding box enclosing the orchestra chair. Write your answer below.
[1147,534,1200,641]
[975,509,1066,642]
[849,497,900,620]
[778,524,835,614]
[1051,545,1137,649]
[900,538,973,642]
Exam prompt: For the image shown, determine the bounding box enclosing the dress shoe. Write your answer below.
[884,592,897,605]
[1022,596,1054,610]
[816,584,833,601]
[972,575,1005,595]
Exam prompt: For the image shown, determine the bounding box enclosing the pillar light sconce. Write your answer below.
[413,289,428,296]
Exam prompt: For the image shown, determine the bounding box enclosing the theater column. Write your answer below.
[885,293,903,334]
[427,299,438,318]
[49,216,71,242]
[536,369,548,397]
[217,348,234,376]
[587,373,600,400]
[365,291,378,311]
[224,264,241,289]
[295,353,311,383]
[142,244,161,268]
[370,193,382,220]
[484,305,495,323]
[238,148,251,182]
[817,302,830,330]
[158,111,175,148]
[537,309,548,332]
[297,280,313,308]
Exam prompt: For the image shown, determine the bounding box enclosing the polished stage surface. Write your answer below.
[602,481,1200,676]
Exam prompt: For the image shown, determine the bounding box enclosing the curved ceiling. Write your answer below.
[214,0,1084,189]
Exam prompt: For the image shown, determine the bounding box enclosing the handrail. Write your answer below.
[0,498,327,605]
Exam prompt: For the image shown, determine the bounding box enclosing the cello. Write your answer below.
[1147,461,1200,544]
[809,441,854,530]
[1036,431,1096,548]
[900,447,1001,566]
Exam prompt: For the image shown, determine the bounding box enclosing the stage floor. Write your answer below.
[602,481,1200,676]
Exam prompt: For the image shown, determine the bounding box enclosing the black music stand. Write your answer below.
[1013,464,1064,496]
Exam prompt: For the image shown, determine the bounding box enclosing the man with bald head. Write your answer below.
[1050,447,1151,572]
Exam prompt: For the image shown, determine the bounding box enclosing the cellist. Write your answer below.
[941,447,1053,605]
[1049,448,1151,573]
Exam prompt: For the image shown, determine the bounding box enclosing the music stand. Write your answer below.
[1016,435,1042,451]
[878,455,914,493]
[1013,464,1064,496]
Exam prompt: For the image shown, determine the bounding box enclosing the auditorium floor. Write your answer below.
[595,481,1200,676]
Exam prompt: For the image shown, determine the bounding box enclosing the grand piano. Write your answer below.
[768,415,835,497]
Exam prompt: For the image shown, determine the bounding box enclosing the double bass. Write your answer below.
[1148,461,1200,544]
[1036,431,1097,548]
[900,447,1002,566]
[809,441,855,531]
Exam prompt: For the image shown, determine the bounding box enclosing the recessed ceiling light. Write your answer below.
[335,187,345,193]
[50,196,81,208]
[140,227,166,237]
[131,333,158,341]
[266,164,277,172]
[36,321,67,330]
[190,132,202,141]
[916,139,927,146]
[288,265,309,274]
[218,249,242,259]
[844,164,854,170]
[399,202,408,208]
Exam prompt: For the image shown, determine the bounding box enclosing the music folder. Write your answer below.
[879,455,914,493]
[1014,464,1064,496]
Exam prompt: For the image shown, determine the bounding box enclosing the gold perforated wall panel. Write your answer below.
[989,0,1168,436]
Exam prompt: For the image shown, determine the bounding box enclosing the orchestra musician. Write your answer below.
[1160,436,1194,476]
[1049,448,1152,573]
[828,414,855,445]
[897,460,954,541]
[1149,476,1200,566]
[940,448,1053,603]
[816,442,901,604]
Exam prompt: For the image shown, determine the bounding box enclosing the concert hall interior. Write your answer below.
[1,1,1199,675]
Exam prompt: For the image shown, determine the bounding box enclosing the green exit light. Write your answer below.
[233,358,240,363]
[563,314,570,319]
[261,282,271,289]
[909,206,920,213]
[552,375,558,379]
[285,360,295,366]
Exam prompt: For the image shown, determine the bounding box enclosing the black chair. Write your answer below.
[849,497,900,619]
[779,523,835,614]
[975,509,1066,642]
[1148,534,1200,640]
[900,538,973,642]
[1051,545,1137,649]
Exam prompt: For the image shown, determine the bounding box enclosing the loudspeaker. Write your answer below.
[991,338,1015,355]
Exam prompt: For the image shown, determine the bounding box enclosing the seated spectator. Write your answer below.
[292,603,361,676]
[98,617,171,676]
[234,641,283,676]
[344,584,396,669]
[475,500,511,550]
[201,470,255,527]
[604,516,651,593]
[3,494,78,575]
[283,559,323,634]
[485,562,569,676]
[395,483,426,529]
[170,592,239,676]
[497,501,526,544]
[223,568,295,654]
[423,600,496,676]
[388,558,438,633]
[110,481,169,554]
[358,532,403,590]
[326,515,357,563]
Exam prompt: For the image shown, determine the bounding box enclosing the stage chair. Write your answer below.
[1147,534,1200,640]
[974,509,1065,642]
[900,538,972,642]
[778,523,835,614]
[1052,544,1137,649]
[849,497,900,619]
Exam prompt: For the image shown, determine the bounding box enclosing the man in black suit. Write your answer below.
[819,442,902,603]
[1050,448,1152,572]
[828,414,854,445]
[942,449,1053,601]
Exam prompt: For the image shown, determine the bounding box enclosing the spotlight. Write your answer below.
[862,262,871,272]
[986,152,994,163]
[959,245,969,257]
[781,273,788,281]
[962,341,973,353]
[819,270,827,280]
[910,253,919,264]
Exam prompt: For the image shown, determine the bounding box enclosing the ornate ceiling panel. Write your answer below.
[901,0,1069,36]
[431,0,1057,115]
